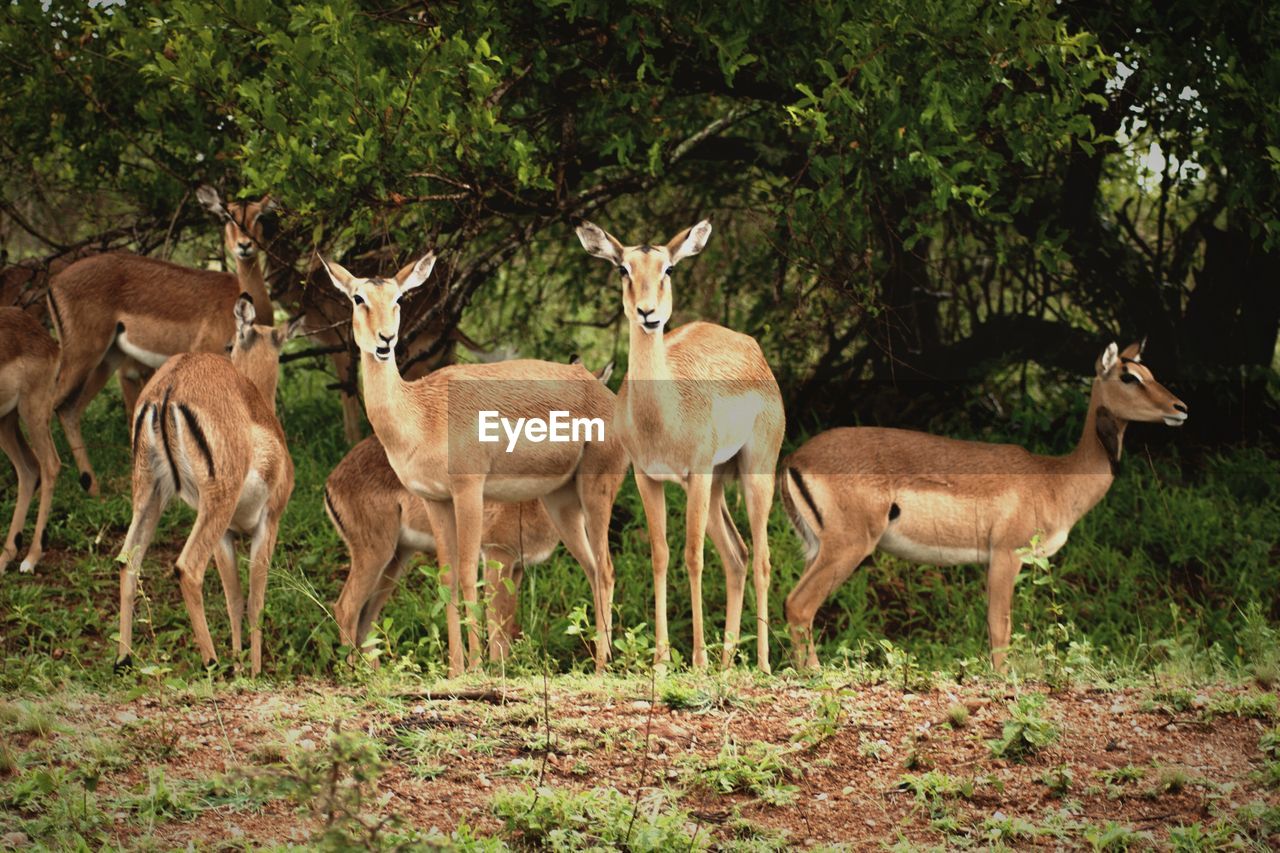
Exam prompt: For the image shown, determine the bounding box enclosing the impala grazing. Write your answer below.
[327,358,616,665]
[780,341,1187,671]
[115,297,301,676]
[576,219,785,671]
[48,187,276,496]
[321,252,627,676]
[0,308,61,574]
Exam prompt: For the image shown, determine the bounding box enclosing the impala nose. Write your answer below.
[636,307,661,330]
[375,333,394,360]
[1173,402,1187,413]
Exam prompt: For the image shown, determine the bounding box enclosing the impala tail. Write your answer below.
[780,465,821,564]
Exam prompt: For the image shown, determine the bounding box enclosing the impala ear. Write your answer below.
[575,220,625,266]
[1097,342,1119,377]
[1120,338,1145,363]
[234,293,256,332]
[666,220,712,265]
[274,314,305,347]
[318,254,356,296]
[397,252,436,292]
[259,193,278,212]
[595,360,615,385]
[196,185,230,222]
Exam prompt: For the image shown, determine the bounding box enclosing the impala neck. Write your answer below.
[1061,379,1126,516]
[236,255,274,325]
[627,321,670,380]
[359,349,410,443]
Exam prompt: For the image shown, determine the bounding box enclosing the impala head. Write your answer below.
[575,219,712,335]
[230,295,303,407]
[197,186,278,261]
[319,252,437,363]
[1094,339,1187,427]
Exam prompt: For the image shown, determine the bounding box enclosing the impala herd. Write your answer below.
[0,189,1190,678]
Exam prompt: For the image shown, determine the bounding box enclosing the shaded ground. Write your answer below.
[2,674,1277,849]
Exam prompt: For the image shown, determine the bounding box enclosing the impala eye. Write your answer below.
[618,266,629,278]
[353,294,365,306]
[1120,372,1139,384]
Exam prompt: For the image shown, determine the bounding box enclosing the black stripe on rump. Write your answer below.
[324,486,347,538]
[157,387,182,489]
[787,467,823,529]
[176,404,216,479]
[131,403,154,457]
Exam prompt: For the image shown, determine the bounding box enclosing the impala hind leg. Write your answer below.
[421,498,464,677]
[17,394,61,574]
[633,469,670,666]
[333,540,397,656]
[739,468,777,673]
[356,547,415,663]
[56,352,121,497]
[986,549,1020,673]
[245,512,283,677]
[116,483,166,670]
[211,533,244,666]
[174,491,238,670]
[705,473,748,668]
[784,532,878,670]
[0,412,38,574]
[541,483,610,671]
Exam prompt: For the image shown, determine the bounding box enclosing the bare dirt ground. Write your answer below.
[3,675,1277,849]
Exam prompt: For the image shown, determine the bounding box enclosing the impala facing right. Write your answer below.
[781,341,1187,671]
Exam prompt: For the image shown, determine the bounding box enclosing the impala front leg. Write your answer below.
[684,472,712,669]
[633,469,670,667]
[986,549,1020,673]
[422,498,463,677]
[451,476,487,671]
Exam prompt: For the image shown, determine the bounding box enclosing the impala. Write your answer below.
[576,219,785,671]
[0,308,61,574]
[285,255,473,445]
[115,296,301,675]
[321,252,627,675]
[780,341,1188,670]
[327,359,616,665]
[48,186,275,495]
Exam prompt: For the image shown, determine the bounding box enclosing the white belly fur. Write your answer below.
[116,329,171,369]
[878,528,990,567]
[710,392,765,466]
[398,526,438,554]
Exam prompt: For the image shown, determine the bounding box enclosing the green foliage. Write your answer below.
[987,694,1059,762]
[688,739,799,805]
[492,785,702,851]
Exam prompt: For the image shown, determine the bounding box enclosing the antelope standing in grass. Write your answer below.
[48,187,276,496]
[327,360,615,665]
[0,308,61,574]
[576,220,785,671]
[321,252,626,676]
[115,297,300,676]
[781,341,1188,671]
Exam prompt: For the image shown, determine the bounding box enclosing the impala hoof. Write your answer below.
[79,472,92,492]
[113,655,133,674]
